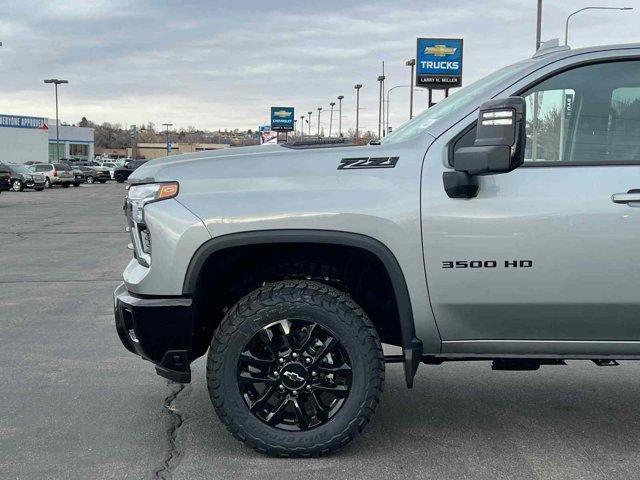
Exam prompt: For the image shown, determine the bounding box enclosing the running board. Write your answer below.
[492,359,566,371]
[592,359,620,366]
[384,355,404,363]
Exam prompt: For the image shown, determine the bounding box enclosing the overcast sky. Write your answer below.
[1,0,639,133]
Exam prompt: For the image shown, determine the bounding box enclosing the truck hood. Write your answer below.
[128,142,406,184]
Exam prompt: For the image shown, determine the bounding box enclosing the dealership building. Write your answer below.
[0,113,94,164]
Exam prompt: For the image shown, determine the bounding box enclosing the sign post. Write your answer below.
[130,124,137,159]
[416,38,463,107]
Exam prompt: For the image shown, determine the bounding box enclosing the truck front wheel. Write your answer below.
[207,280,384,457]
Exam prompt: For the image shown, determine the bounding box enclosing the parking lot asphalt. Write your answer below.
[3,183,640,480]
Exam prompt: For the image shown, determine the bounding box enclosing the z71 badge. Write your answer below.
[338,156,399,170]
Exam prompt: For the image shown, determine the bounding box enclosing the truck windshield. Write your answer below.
[381,59,534,145]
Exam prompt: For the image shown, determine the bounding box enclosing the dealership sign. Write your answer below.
[270,107,294,132]
[416,38,463,88]
[0,114,48,129]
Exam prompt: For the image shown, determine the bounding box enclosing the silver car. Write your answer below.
[30,163,75,188]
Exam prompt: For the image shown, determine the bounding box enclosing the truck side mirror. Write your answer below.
[443,96,526,198]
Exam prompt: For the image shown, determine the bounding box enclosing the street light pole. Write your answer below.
[385,85,411,135]
[405,59,416,119]
[337,96,344,137]
[162,123,173,156]
[536,0,543,50]
[377,75,385,138]
[300,115,305,138]
[329,102,335,138]
[317,107,322,137]
[308,111,312,137]
[354,84,362,142]
[565,6,632,45]
[43,79,68,163]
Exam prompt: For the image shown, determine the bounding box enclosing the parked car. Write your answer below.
[29,163,75,188]
[0,164,46,191]
[66,165,85,187]
[73,165,109,184]
[95,162,118,180]
[114,160,147,183]
[0,166,11,193]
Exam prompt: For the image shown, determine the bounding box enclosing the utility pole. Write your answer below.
[162,123,173,156]
[405,59,416,119]
[337,95,344,137]
[329,102,335,138]
[43,79,69,163]
[354,84,362,142]
[308,111,312,136]
[317,107,322,137]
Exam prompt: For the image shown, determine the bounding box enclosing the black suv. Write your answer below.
[0,166,10,193]
[1,164,47,191]
[114,160,147,183]
[73,165,110,184]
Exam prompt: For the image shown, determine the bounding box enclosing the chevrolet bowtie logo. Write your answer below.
[273,110,292,118]
[283,371,304,383]
[425,45,457,57]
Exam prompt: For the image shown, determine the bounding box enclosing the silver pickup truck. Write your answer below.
[115,42,640,457]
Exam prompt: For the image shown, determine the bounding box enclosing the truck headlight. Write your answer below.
[127,182,179,223]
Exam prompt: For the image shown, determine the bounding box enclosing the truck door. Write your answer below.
[423,59,640,354]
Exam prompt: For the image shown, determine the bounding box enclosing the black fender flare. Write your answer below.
[183,229,423,387]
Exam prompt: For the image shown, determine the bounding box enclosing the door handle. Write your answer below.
[612,189,640,205]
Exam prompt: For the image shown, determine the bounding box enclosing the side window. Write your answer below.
[609,87,640,161]
[524,89,575,162]
[523,60,640,165]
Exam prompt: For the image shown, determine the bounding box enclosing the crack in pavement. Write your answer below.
[0,279,122,284]
[1,231,126,235]
[151,381,192,480]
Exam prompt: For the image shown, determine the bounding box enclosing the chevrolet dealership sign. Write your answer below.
[416,38,463,88]
[0,114,48,129]
[270,107,294,132]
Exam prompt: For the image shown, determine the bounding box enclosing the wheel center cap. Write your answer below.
[280,363,308,390]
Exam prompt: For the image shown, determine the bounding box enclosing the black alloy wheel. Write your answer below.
[237,318,352,431]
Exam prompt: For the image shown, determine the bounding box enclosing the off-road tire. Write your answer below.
[207,279,384,457]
